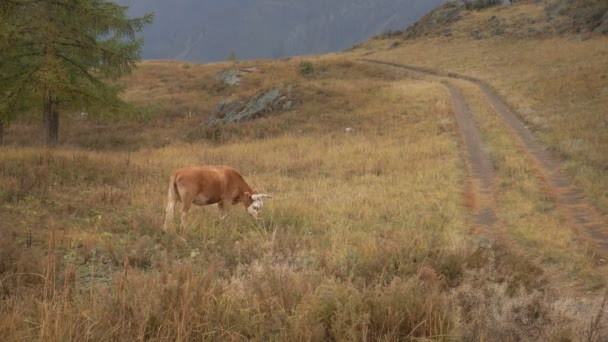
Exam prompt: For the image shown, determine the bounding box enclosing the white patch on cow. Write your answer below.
[247,199,264,218]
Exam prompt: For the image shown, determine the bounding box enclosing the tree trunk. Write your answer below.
[43,97,59,147]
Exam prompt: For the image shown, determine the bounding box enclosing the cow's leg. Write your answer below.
[179,192,194,227]
[163,200,176,231]
[162,175,178,231]
[218,200,231,220]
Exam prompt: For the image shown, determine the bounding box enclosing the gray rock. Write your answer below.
[443,6,464,22]
[403,2,465,39]
[282,101,294,111]
[471,29,485,40]
[215,70,245,86]
[493,28,505,36]
[595,23,608,34]
[557,21,574,33]
[208,88,295,125]
[207,99,244,123]
[593,11,608,34]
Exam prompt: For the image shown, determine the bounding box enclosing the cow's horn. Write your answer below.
[253,194,272,200]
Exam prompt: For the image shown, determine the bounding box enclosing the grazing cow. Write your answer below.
[162,165,271,231]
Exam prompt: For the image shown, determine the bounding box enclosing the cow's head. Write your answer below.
[244,192,272,218]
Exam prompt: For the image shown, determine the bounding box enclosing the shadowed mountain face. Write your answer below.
[117,0,446,62]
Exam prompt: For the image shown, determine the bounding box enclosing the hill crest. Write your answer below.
[376,0,608,42]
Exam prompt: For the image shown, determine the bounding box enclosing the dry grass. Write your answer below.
[3,55,402,150]
[0,66,475,340]
[360,33,608,217]
[454,79,608,286]
[2,58,606,340]
[2,6,608,336]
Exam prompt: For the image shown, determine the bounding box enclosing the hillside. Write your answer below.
[395,0,608,40]
[1,0,608,340]
[116,0,445,62]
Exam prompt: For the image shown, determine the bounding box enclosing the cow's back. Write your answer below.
[174,166,248,202]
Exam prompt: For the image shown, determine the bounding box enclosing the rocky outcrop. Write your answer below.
[545,1,608,35]
[402,1,466,39]
[214,67,259,86]
[594,10,608,33]
[207,87,296,125]
[399,0,607,41]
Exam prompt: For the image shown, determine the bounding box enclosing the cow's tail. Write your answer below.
[162,174,179,231]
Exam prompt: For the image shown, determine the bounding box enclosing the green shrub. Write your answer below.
[227,51,238,62]
[299,61,315,77]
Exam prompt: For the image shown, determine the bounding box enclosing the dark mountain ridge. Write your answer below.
[117,0,446,62]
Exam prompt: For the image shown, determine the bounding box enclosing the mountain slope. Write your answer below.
[2,0,608,340]
[393,0,608,40]
[117,0,445,62]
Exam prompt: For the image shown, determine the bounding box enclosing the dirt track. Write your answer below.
[445,83,498,231]
[363,58,608,263]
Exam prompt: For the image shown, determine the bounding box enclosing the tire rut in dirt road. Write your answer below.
[477,82,608,258]
[362,58,608,263]
[445,83,497,231]
[362,59,500,234]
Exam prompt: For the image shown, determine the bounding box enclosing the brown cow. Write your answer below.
[162,165,271,231]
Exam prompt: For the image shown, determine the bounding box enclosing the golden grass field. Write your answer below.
[1,3,608,341]
[359,16,608,216]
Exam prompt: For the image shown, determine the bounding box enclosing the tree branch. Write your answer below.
[54,52,102,86]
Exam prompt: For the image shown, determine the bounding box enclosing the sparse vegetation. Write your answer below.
[299,60,315,77]
[373,29,404,39]
[227,50,238,62]
[464,0,504,10]
[181,63,191,76]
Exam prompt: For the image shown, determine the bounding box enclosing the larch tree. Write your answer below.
[0,0,152,147]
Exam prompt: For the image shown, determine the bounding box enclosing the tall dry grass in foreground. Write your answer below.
[1,58,607,340]
[0,80,465,340]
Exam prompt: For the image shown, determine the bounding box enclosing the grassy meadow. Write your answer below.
[454,79,607,284]
[360,33,608,217]
[1,34,608,342]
